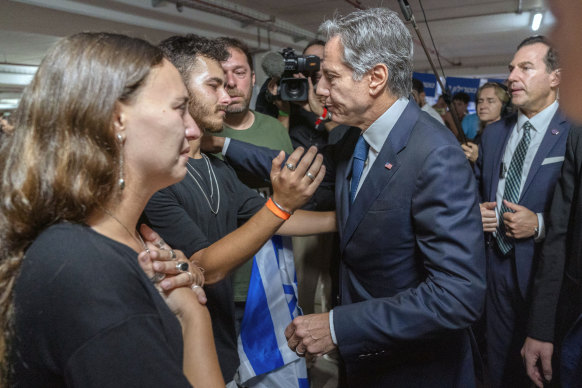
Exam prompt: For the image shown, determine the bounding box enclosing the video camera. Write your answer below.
[262,48,320,102]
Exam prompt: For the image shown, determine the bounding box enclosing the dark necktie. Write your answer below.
[496,121,533,254]
[350,135,369,204]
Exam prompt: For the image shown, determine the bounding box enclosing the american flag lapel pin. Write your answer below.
[385,162,393,170]
[551,129,560,135]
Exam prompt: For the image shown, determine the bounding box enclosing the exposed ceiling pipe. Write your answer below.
[187,0,273,23]
[415,8,541,23]
[411,38,460,67]
[153,0,316,43]
[517,0,523,14]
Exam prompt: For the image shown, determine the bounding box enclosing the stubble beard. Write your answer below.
[225,103,248,114]
[190,104,225,133]
[226,87,251,114]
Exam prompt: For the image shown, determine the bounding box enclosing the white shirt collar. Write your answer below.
[516,100,559,133]
[362,98,409,153]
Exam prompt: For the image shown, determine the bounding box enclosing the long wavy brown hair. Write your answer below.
[0,32,163,384]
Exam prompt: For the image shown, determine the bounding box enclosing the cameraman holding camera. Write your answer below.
[259,40,349,150]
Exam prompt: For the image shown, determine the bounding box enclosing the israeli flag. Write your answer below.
[236,235,309,388]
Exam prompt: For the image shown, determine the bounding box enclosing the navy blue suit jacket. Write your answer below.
[475,111,570,299]
[225,101,486,387]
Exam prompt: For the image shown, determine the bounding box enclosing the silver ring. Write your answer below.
[150,272,166,283]
[194,269,205,288]
[175,261,189,272]
[191,284,200,291]
[169,249,177,260]
[286,163,296,171]
[185,271,194,283]
[296,350,305,356]
[305,171,315,181]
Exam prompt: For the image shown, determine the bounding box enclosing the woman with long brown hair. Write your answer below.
[0,32,223,387]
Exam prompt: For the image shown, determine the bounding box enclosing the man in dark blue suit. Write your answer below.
[474,36,569,387]
[209,8,486,387]
[521,2,582,387]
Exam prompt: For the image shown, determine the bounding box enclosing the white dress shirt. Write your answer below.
[353,97,409,198]
[495,100,559,241]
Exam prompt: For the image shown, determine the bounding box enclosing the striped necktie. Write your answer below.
[496,121,533,254]
[350,135,369,204]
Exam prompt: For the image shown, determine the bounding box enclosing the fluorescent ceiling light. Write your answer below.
[532,12,543,31]
[0,99,20,110]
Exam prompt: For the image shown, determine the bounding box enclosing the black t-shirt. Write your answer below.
[11,223,190,387]
[144,155,265,382]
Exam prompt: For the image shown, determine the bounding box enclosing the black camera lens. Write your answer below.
[280,77,309,101]
[276,48,320,101]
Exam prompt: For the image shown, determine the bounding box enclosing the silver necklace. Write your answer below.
[186,154,220,215]
[102,207,148,252]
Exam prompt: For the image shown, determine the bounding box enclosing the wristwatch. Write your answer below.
[534,225,540,238]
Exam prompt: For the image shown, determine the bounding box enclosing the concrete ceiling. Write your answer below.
[0,0,553,109]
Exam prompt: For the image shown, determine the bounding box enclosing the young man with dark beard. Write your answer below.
[144,35,335,387]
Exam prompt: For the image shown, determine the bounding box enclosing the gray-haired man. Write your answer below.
[281,8,486,387]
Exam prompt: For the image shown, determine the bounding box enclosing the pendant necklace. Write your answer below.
[186,154,220,215]
[102,207,149,252]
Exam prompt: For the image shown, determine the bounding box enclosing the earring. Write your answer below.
[116,133,125,190]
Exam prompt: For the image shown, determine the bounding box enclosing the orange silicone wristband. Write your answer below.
[266,198,291,220]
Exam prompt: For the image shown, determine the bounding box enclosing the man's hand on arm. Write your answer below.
[285,313,337,357]
[502,200,539,239]
[521,337,554,388]
[480,202,498,232]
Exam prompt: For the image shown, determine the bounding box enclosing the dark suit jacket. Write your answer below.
[474,111,570,299]
[528,125,582,345]
[225,101,486,387]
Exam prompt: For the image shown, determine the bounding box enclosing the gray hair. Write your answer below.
[318,8,413,98]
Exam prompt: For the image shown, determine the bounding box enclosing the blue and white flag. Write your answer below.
[236,235,309,388]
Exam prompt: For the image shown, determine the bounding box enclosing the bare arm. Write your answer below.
[192,206,291,284]
[178,295,224,388]
[192,146,325,284]
[277,210,336,235]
